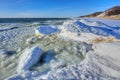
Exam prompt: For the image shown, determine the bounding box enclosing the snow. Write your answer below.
[17,46,43,73]
[93,42,120,61]
[59,18,120,43]
[86,18,120,26]
[79,19,107,27]
[97,12,106,17]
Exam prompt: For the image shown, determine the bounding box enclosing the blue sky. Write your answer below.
[0,0,120,18]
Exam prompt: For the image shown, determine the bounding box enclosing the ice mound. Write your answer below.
[35,25,60,36]
[60,19,120,39]
[17,46,43,73]
[37,42,120,80]
[79,19,109,27]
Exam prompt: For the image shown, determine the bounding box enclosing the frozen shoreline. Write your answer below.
[0,18,120,80]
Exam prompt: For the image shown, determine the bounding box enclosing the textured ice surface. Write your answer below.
[2,18,120,80]
[0,25,35,50]
[36,42,120,80]
[17,46,43,73]
[62,19,120,39]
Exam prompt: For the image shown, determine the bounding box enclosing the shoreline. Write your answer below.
[0,18,120,80]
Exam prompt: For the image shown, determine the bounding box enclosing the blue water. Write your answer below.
[0,18,68,23]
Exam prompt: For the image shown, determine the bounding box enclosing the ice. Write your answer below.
[17,46,43,73]
[35,25,60,36]
[61,19,120,39]
[37,42,120,79]
[2,18,120,80]
[49,60,66,70]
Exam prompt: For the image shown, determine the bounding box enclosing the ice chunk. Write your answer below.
[35,25,60,36]
[17,46,43,73]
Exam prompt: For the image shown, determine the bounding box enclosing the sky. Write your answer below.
[0,0,120,18]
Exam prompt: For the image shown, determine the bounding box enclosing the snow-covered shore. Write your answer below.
[0,18,120,80]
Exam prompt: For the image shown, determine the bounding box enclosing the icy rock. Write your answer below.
[35,25,59,36]
[26,37,38,44]
[17,46,43,73]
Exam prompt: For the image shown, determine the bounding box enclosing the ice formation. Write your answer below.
[35,25,60,36]
[36,42,120,80]
[61,19,120,39]
[2,18,120,80]
[17,46,43,73]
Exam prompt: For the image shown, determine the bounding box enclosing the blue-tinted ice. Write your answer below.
[37,26,60,35]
